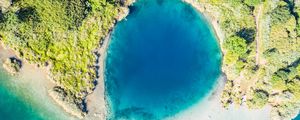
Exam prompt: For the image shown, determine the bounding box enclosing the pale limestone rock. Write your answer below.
[0,0,10,12]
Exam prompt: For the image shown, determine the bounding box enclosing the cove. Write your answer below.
[105,0,222,119]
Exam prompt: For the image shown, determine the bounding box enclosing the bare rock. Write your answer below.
[3,57,22,75]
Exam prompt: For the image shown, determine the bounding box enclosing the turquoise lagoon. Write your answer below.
[105,0,222,119]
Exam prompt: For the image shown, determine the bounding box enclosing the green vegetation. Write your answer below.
[195,0,300,119]
[223,36,248,64]
[244,0,262,7]
[0,0,127,111]
[247,89,269,108]
[270,60,300,98]
[270,2,291,25]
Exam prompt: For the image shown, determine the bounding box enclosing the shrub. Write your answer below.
[247,90,269,108]
[16,7,40,23]
[223,36,248,63]
[244,0,262,7]
[270,3,292,25]
[235,28,256,43]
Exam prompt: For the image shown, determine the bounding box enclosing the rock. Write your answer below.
[0,0,11,12]
[116,6,129,21]
[3,57,22,75]
[121,0,135,6]
[49,87,86,119]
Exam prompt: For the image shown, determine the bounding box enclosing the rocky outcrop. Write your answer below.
[3,57,22,75]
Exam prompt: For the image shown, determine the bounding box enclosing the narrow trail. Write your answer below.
[255,5,263,66]
[240,5,263,94]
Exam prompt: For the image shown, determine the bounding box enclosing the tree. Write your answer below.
[247,90,269,108]
[244,0,262,7]
[224,36,248,57]
[270,3,292,25]
[236,28,256,43]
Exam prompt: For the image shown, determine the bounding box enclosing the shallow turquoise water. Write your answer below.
[105,0,222,119]
[294,114,300,120]
[0,68,70,120]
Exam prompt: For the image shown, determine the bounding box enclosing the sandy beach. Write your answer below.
[84,30,112,120]
[0,42,77,119]
[84,3,134,119]
[167,75,271,120]
[0,30,108,119]
[0,1,133,119]
[176,1,273,120]
[1,40,86,118]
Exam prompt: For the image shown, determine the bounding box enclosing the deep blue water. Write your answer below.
[105,0,222,119]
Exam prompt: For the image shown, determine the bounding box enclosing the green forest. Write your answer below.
[196,0,300,119]
[0,0,127,112]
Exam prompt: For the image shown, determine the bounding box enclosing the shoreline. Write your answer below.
[182,0,273,120]
[183,0,228,77]
[183,0,225,47]
[84,1,135,119]
[0,5,130,120]
[84,29,112,120]
[168,73,272,120]
[0,41,76,119]
[0,40,85,118]
[0,1,134,119]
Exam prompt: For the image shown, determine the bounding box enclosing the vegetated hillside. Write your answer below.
[196,0,300,119]
[0,0,127,113]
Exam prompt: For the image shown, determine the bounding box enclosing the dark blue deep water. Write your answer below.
[105,0,222,119]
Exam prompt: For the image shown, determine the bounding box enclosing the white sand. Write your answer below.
[0,42,77,120]
[84,31,111,120]
[166,1,272,120]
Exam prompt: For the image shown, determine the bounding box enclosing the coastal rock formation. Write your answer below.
[3,57,22,75]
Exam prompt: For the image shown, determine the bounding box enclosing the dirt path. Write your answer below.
[240,5,264,94]
[255,5,263,65]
